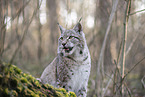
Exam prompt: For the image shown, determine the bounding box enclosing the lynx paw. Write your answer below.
[36,78,42,82]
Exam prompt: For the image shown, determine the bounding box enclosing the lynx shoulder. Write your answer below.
[40,22,91,97]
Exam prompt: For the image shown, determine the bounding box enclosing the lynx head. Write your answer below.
[57,23,85,57]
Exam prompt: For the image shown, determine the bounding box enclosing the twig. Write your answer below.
[102,73,114,97]
[95,0,119,96]
[113,41,122,94]
[124,58,145,81]
[121,0,131,96]
[113,60,122,95]
[117,41,123,65]
[10,0,31,22]
[0,1,31,58]
[1,0,31,29]
[113,32,139,95]
[0,0,8,57]
[116,56,145,93]
[141,75,145,89]
[125,33,139,56]
[129,8,145,16]
[9,0,42,64]
[124,83,132,97]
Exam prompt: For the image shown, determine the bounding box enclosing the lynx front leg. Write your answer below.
[62,84,73,92]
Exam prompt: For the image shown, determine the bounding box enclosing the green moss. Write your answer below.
[23,88,37,96]
[0,62,76,97]
[9,66,14,73]
[16,85,23,93]
[4,67,9,73]
[56,88,68,96]
[13,65,22,74]
[21,77,28,83]
[10,90,18,96]
[33,80,41,88]
[42,84,48,89]
[22,73,27,77]
[34,94,40,97]
[2,88,10,96]
[3,88,9,94]
[27,82,33,89]
[68,92,77,97]
[27,75,36,83]
[59,88,67,93]
[3,76,9,86]
[0,74,2,83]
[10,77,18,88]
[46,83,54,89]
[55,91,63,96]
[27,75,33,81]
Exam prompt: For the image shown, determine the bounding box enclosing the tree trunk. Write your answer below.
[0,0,7,58]
[46,0,58,57]
[36,0,42,64]
[95,0,111,96]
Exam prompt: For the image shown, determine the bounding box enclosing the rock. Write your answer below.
[0,62,76,97]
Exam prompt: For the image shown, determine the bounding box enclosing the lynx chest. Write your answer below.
[56,56,91,91]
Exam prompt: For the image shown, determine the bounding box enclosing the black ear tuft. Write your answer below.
[78,17,82,22]
[57,23,65,33]
[73,23,82,33]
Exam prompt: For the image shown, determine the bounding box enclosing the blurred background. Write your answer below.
[0,0,145,96]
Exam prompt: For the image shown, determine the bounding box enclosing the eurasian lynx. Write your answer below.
[40,22,91,97]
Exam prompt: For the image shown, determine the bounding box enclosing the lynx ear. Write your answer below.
[57,23,65,33]
[73,23,82,33]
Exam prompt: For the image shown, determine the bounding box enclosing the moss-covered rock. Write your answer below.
[0,62,76,97]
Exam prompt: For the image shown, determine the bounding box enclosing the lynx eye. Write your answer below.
[60,37,63,40]
[69,36,73,39]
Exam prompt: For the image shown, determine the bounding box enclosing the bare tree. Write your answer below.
[121,0,131,96]
[36,0,43,64]
[0,0,8,58]
[95,0,119,96]
[46,0,58,56]
[10,0,41,64]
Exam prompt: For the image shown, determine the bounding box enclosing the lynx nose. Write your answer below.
[62,42,66,46]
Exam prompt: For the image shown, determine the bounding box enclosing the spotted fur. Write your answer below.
[40,22,91,97]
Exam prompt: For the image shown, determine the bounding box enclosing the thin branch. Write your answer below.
[125,33,139,56]
[113,60,122,95]
[114,32,140,74]
[0,0,8,58]
[95,0,119,96]
[141,75,145,89]
[10,0,30,21]
[129,8,145,16]
[121,0,131,78]
[113,41,122,94]
[124,83,132,97]
[121,0,131,95]
[9,0,42,64]
[0,0,31,39]
[117,41,123,64]
[124,57,145,81]
[102,73,114,97]
[116,56,145,93]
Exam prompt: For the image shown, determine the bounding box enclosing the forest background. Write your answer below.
[0,0,145,96]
